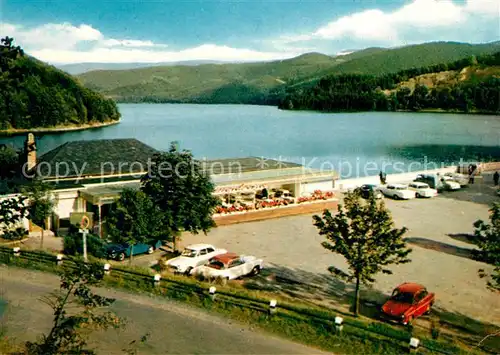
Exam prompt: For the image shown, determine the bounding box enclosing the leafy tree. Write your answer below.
[24,262,123,354]
[22,179,54,249]
[0,195,28,240]
[106,188,165,263]
[473,203,500,291]
[0,37,120,131]
[0,144,20,179]
[313,191,412,315]
[141,142,219,252]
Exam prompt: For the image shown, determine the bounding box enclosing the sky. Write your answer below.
[0,0,499,64]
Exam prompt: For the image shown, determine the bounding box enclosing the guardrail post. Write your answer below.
[103,263,111,275]
[409,337,420,353]
[56,254,64,266]
[269,299,277,315]
[334,316,344,334]
[12,247,20,257]
[209,286,216,301]
[153,274,161,287]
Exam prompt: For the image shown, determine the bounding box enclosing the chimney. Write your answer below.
[24,133,37,172]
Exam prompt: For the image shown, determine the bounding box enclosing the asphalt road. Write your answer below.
[0,267,328,355]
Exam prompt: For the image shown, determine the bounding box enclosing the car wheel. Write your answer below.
[393,194,399,200]
[251,266,261,276]
[416,193,421,198]
[147,246,154,254]
[184,267,193,276]
[117,253,125,261]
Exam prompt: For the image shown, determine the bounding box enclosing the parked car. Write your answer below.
[192,252,263,282]
[379,184,416,200]
[408,182,438,198]
[164,243,227,275]
[443,172,469,187]
[106,240,162,261]
[415,174,460,192]
[381,283,435,325]
[358,184,383,199]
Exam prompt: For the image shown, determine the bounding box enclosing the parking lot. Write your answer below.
[179,178,500,326]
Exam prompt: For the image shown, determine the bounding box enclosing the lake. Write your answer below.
[1,104,499,178]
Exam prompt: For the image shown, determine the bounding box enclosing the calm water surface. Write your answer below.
[1,104,499,178]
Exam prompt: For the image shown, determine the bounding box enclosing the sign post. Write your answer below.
[79,215,90,262]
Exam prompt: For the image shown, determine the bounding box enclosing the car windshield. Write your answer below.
[391,290,414,303]
[207,260,226,270]
[181,248,197,257]
[395,186,407,190]
[416,184,429,188]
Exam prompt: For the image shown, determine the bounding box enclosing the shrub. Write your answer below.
[63,229,106,259]
[430,319,441,339]
[1,226,27,241]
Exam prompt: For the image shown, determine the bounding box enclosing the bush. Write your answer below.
[63,229,106,259]
[430,319,441,339]
[1,226,27,241]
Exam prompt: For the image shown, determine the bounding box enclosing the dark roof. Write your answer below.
[202,157,302,175]
[36,139,159,179]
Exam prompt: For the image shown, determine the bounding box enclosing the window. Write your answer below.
[200,249,208,255]
[229,259,244,268]
[206,247,215,253]
[415,290,428,303]
[388,186,394,190]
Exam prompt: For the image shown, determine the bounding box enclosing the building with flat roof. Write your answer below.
[16,136,338,236]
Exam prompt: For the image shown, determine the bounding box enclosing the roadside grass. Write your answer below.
[0,249,491,355]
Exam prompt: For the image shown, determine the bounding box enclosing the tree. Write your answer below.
[141,142,219,252]
[22,179,54,249]
[313,191,412,315]
[0,144,20,179]
[106,188,165,263]
[25,262,122,354]
[473,203,500,291]
[0,195,28,240]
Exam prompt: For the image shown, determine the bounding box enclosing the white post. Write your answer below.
[103,263,111,275]
[269,299,277,315]
[79,228,88,262]
[98,203,102,239]
[209,286,216,301]
[13,247,20,257]
[56,254,64,266]
[334,316,344,333]
[153,274,161,286]
[409,338,420,352]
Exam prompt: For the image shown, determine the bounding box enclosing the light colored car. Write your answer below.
[165,244,227,275]
[408,182,438,198]
[379,184,416,200]
[192,252,263,282]
[443,172,469,187]
[440,176,461,191]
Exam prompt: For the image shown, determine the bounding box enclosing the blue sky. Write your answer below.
[1,0,499,64]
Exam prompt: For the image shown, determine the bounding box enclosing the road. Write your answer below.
[0,267,328,355]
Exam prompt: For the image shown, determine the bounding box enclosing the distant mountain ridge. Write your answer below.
[59,60,229,74]
[76,41,500,105]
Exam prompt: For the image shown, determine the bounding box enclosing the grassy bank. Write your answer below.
[0,247,491,355]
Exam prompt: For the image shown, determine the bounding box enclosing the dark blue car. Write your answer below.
[106,240,163,261]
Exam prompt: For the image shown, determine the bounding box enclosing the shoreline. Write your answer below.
[0,120,120,137]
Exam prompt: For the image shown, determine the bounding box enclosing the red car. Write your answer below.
[381,283,435,325]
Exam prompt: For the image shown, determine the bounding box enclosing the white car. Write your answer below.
[440,176,461,191]
[443,172,469,187]
[379,184,416,200]
[408,182,438,198]
[165,244,227,275]
[192,252,263,282]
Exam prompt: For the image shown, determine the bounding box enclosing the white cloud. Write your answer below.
[0,22,298,64]
[283,0,500,44]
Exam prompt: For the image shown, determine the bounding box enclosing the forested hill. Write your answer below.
[279,52,500,114]
[0,37,120,132]
[77,41,500,105]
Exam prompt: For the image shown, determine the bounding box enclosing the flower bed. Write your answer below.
[214,190,335,216]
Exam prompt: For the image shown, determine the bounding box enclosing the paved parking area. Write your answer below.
[181,182,500,325]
